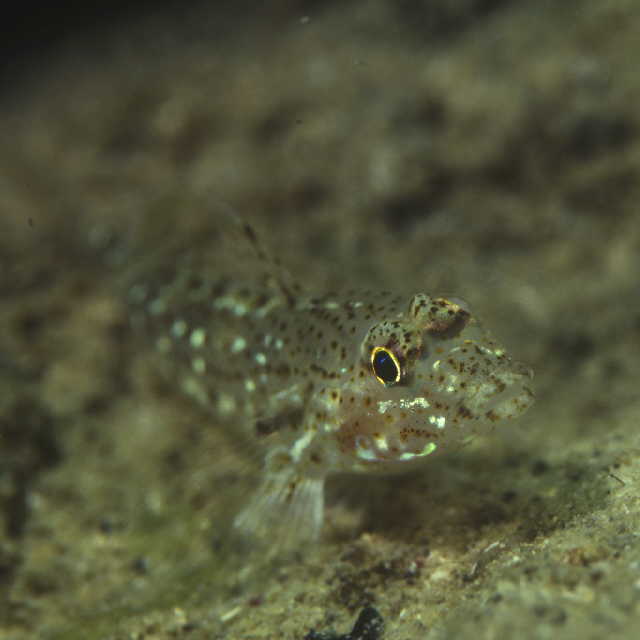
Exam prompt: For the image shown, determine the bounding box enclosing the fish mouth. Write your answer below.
[461,357,535,421]
[476,362,535,420]
[427,333,535,424]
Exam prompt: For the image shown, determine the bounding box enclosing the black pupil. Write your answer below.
[373,350,398,383]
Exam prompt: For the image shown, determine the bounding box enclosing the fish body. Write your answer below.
[124,214,534,546]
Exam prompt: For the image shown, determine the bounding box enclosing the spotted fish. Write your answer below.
[123,212,534,547]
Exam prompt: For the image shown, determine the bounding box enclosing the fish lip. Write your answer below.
[509,359,534,380]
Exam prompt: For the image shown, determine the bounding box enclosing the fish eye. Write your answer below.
[371,346,401,385]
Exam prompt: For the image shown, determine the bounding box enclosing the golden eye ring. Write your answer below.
[371,346,401,385]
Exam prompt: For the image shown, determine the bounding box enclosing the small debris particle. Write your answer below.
[131,556,149,574]
[304,606,384,640]
[219,605,242,623]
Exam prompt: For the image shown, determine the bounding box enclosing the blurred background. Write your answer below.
[1,2,639,638]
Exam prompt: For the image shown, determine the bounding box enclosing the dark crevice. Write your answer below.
[0,397,62,540]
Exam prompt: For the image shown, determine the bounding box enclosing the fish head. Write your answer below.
[336,294,534,468]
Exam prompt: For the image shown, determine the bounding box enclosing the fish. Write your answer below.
[122,211,534,549]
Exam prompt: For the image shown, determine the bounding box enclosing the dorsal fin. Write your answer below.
[111,202,302,310]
